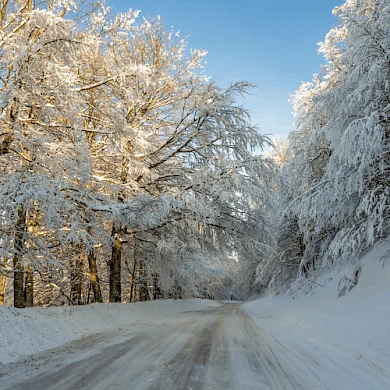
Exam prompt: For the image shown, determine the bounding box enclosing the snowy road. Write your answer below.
[2,303,390,390]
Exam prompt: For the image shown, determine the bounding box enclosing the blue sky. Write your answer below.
[106,0,343,138]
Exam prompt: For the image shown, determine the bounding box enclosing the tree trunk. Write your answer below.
[13,207,26,308]
[153,275,161,300]
[109,223,122,303]
[108,152,129,303]
[0,258,8,305]
[13,257,25,309]
[24,209,40,308]
[70,255,83,305]
[138,261,149,302]
[25,265,34,307]
[129,258,137,302]
[87,250,103,303]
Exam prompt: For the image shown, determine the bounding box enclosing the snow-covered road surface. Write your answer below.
[3,302,389,390]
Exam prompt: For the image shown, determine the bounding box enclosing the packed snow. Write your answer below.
[0,299,219,365]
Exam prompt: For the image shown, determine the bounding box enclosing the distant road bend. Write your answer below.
[4,303,388,390]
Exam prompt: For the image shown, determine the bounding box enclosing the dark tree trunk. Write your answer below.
[13,207,26,308]
[109,223,122,303]
[25,266,34,307]
[129,258,137,303]
[138,261,149,302]
[153,275,161,300]
[87,250,103,303]
[70,255,83,305]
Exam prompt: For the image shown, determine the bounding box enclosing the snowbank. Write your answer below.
[244,239,390,374]
[0,299,219,365]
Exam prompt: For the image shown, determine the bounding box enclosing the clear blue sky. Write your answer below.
[106,0,343,138]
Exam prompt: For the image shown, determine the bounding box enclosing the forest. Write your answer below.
[1,0,389,308]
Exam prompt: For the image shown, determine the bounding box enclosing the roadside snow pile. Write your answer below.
[0,299,219,365]
[244,239,390,376]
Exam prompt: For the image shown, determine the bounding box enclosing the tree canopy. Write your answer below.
[0,0,275,306]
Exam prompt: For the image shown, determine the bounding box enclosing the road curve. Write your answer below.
[3,303,389,390]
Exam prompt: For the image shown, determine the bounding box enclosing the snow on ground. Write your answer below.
[1,240,390,388]
[0,298,219,365]
[244,239,390,379]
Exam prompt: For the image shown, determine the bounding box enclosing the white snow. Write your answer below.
[244,239,390,387]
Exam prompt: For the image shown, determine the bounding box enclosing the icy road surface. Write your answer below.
[2,302,389,390]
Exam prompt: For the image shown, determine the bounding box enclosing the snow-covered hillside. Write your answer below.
[246,240,390,380]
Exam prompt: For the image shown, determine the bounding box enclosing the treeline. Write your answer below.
[256,0,390,293]
[0,0,275,307]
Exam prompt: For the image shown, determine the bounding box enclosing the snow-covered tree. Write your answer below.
[272,0,390,289]
[0,0,104,307]
[0,1,275,306]
[77,12,275,301]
